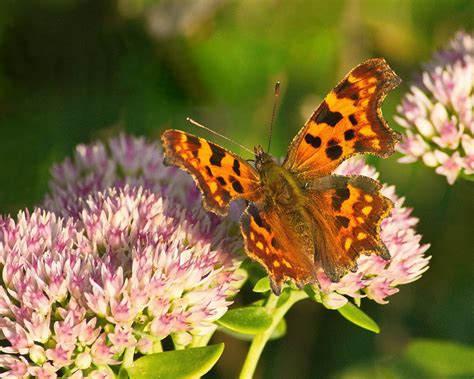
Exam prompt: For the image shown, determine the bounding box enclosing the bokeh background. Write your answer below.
[0,0,472,378]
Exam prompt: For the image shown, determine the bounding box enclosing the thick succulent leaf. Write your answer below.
[253,276,271,293]
[218,318,287,341]
[217,306,273,334]
[336,302,380,333]
[124,344,224,379]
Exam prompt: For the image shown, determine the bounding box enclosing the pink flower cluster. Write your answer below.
[0,135,244,377]
[396,31,474,184]
[316,159,430,309]
[43,134,202,218]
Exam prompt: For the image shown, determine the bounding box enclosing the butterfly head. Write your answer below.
[254,145,274,172]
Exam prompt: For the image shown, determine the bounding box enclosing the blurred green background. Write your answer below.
[0,0,472,378]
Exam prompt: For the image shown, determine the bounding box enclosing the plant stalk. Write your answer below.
[239,290,307,379]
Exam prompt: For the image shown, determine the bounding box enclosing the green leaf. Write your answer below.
[124,344,224,379]
[276,288,291,307]
[218,317,286,341]
[336,302,380,333]
[389,339,474,377]
[304,285,322,303]
[253,277,271,293]
[217,306,273,334]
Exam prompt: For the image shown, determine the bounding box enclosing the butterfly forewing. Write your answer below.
[306,175,392,281]
[161,130,262,215]
[283,58,401,180]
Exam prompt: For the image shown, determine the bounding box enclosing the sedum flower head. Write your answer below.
[316,158,430,308]
[0,135,244,377]
[395,31,474,184]
[44,134,202,218]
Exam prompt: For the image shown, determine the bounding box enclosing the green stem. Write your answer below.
[122,346,135,368]
[152,340,163,353]
[190,330,215,348]
[239,290,307,379]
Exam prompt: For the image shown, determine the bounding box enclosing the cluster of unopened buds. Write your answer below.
[396,31,474,184]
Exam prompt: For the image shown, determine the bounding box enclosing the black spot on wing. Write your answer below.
[332,187,350,211]
[348,114,357,126]
[304,134,322,148]
[232,180,244,194]
[336,215,350,228]
[209,144,225,167]
[248,203,264,228]
[344,129,355,141]
[205,166,213,177]
[186,135,201,147]
[327,138,339,146]
[216,177,226,185]
[314,101,343,127]
[271,237,281,249]
[232,159,241,176]
[325,145,343,160]
[336,187,350,200]
[334,78,352,98]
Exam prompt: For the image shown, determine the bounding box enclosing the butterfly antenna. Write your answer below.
[186,118,254,155]
[267,81,280,153]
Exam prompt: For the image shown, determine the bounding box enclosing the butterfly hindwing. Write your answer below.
[240,203,317,294]
[306,175,392,281]
[283,58,401,180]
[161,130,262,215]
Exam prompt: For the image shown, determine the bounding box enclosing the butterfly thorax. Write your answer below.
[254,145,304,207]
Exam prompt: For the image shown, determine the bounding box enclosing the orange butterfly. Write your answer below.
[161,58,401,295]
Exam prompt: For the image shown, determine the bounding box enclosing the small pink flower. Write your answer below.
[0,355,29,378]
[136,336,153,354]
[434,151,464,184]
[365,277,399,305]
[45,345,73,368]
[1,324,33,355]
[108,325,137,354]
[396,131,429,163]
[109,295,135,325]
[77,318,101,345]
[28,362,58,379]
[90,334,119,366]
[88,368,115,379]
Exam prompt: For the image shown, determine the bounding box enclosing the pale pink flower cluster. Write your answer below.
[316,159,430,309]
[0,135,244,377]
[396,31,474,184]
[43,134,202,218]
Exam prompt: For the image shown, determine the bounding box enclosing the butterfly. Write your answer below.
[161,58,401,295]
